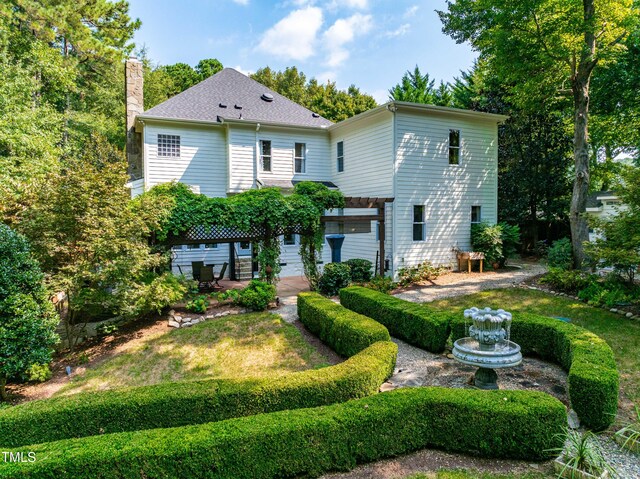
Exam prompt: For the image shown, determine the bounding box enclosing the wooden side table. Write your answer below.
[457,251,485,273]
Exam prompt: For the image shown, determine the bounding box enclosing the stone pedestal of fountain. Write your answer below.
[452,307,522,390]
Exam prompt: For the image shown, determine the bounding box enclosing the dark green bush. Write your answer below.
[548,238,573,270]
[0,341,396,448]
[470,222,520,267]
[318,263,352,295]
[238,280,276,311]
[540,268,597,294]
[0,388,565,479]
[340,286,453,353]
[345,259,373,283]
[297,292,391,357]
[365,275,396,294]
[450,312,618,430]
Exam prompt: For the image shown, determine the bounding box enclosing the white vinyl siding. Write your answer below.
[145,122,227,198]
[394,110,498,271]
[171,244,230,279]
[228,125,256,193]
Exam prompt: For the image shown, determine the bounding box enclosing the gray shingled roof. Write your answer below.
[142,68,332,128]
[587,190,617,208]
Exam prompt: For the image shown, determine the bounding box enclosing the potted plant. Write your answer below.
[615,405,640,453]
[551,430,614,478]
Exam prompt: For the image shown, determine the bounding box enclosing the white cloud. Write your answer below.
[257,7,323,61]
[328,0,368,9]
[404,5,419,18]
[233,65,254,76]
[316,70,337,83]
[232,0,249,5]
[384,23,411,38]
[322,13,373,67]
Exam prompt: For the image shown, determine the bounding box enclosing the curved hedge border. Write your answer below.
[0,341,397,448]
[297,291,391,356]
[340,286,453,353]
[451,312,619,431]
[0,388,566,479]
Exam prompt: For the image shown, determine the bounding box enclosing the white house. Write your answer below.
[586,190,626,242]
[125,60,507,280]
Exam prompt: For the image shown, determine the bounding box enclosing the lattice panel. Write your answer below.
[165,224,307,245]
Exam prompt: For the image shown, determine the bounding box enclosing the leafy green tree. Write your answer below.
[16,135,178,324]
[585,166,640,283]
[195,58,224,80]
[0,224,58,401]
[439,0,638,268]
[389,66,450,106]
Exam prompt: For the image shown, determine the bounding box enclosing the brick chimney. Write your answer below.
[125,57,144,180]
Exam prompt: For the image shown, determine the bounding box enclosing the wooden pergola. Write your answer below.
[321,197,394,276]
[161,196,394,279]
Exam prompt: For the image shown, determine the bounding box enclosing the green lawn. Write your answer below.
[430,288,640,404]
[57,312,329,396]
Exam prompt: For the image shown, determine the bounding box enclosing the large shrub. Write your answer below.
[318,263,352,296]
[297,292,391,357]
[0,341,396,448]
[471,222,521,267]
[451,311,618,430]
[539,268,597,294]
[238,280,276,311]
[0,388,565,479]
[0,224,59,400]
[397,261,447,287]
[345,259,373,283]
[340,286,453,353]
[547,237,573,270]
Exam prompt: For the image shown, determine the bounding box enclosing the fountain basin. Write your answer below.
[452,338,523,369]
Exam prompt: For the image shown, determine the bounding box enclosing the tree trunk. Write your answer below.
[569,76,591,269]
[569,0,597,269]
[0,374,7,402]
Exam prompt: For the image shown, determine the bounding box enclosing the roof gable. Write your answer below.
[142,68,332,128]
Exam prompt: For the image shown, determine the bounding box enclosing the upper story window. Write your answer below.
[449,129,460,165]
[413,205,426,241]
[337,141,344,172]
[294,143,306,174]
[158,134,180,158]
[471,205,482,224]
[260,140,272,172]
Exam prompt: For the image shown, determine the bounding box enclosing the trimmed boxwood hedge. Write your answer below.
[0,388,566,479]
[0,341,397,448]
[451,312,619,431]
[340,286,453,353]
[297,291,391,357]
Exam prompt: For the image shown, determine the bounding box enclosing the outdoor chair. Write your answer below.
[191,261,204,281]
[213,262,228,289]
[198,265,214,291]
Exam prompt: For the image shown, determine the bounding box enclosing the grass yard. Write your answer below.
[430,288,640,405]
[56,312,329,396]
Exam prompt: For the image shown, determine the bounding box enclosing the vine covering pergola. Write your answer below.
[140,181,393,283]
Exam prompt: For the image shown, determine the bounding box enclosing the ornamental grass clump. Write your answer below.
[551,429,615,478]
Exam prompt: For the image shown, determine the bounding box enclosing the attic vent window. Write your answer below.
[219,103,227,108]
[311,113,320,118]
[261,93,274,102]
[234,104,242,109]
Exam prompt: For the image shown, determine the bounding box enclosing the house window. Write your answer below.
[204,243,219,249]
[413,205,426,241]
[187,244,201,250]
[294,143,306,173]
[260,140,272,172]
[337,141,344,172]
[158,134,180,158]
[283,233,297,246]
[449,129,460,165]
[471,206,482,224]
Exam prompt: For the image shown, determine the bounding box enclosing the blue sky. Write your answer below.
[128,0,477,103]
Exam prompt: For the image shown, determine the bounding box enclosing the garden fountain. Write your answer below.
[452,307,523,390]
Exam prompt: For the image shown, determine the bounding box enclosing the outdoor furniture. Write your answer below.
[457,251,485,273]
[213,262,228,289]
[191,261,204,281]
[199,265,214,290]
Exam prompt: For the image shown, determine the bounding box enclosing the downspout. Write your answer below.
[389,104,398,279]
[141,120,147,191]
[254,123,260,188]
